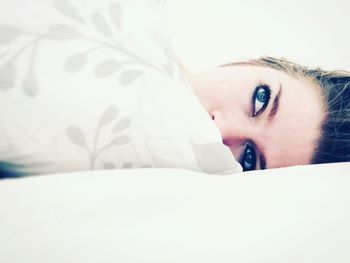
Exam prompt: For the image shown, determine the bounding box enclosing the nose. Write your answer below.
[211,110,255,148]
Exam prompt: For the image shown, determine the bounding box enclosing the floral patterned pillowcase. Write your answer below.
[0,0,242,176]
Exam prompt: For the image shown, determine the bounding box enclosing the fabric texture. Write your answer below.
[0,0,242,175]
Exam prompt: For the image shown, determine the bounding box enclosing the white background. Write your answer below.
[167,0,350,72]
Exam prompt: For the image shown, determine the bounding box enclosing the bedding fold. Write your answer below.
[0,0,242,175]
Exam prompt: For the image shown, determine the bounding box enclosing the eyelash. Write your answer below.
[241,85,271,171]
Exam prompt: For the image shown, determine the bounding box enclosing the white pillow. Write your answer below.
[0,0,242,175]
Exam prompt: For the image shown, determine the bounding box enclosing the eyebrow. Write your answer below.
[259,83,283,170]
[268,84,282,122]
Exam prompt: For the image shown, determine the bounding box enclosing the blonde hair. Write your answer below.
[223,56,350,164]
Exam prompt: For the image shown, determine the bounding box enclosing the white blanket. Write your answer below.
[0,0,241,175]
[0,162,349,263]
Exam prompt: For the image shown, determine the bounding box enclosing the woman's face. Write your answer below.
[190,65,325,171]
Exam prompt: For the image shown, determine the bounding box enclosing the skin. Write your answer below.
[181,64,326,170]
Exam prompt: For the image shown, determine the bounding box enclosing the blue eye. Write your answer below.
[240,144,256,171]
[252,85,271,117]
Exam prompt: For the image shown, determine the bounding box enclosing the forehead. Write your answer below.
[231,64,299,80]
[220,64,297,88]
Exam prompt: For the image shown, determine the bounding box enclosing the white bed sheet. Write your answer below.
[1,162,349,263]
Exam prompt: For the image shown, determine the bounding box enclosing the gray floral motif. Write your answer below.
[98,105,119,126]
[22,73,39,97]
[66,126,87,147]
[92,13,113,38]
[109,2,122,30]
[119,70,143,86]
[64,52,88,73]
[0,62,15,90]
[0,0,173,97]
[54,0,86,25]
[95,59,122,78]
[47,24,81,40]
[112,116,132,133]
[0,25,21,44]
[66,105,132,170]
[111,136,129,145]
[0,19,83,97]
[55,0,165,79]
[122,162,133,168]
[0,27,42,96]
[103,161,147,170]
[103,162,116,169]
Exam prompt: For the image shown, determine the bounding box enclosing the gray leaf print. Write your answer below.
[54,0,85,24]
[47,25,81,40]
[91,13,113,38]
[0,62,16,91]
[104,162,116,169]
[119,70,142,86]
[109,2,122,30]
[64,53,87,73]
[0,25,21,44]
[66,126,87,147]
[122,162,133,169]
[0,52,8,59]
[98,105,119,127]
[112,116,131,133]
[95,59,121,78]
[152,32,169,51]
[22,74,39,97]
[162,62,173,76]
[112,136,130,145]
